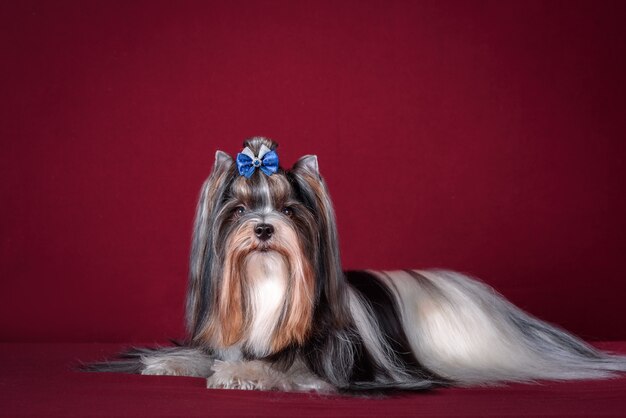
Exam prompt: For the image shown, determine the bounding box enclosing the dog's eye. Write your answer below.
[281,207,293,217]
[234,206,246,216]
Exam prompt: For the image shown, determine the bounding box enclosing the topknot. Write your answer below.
[242,136,278,155]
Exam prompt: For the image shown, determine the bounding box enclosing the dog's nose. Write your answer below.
[254,223,274,241]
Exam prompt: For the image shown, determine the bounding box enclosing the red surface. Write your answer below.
[2,0,626,343]
[0,342,625,417]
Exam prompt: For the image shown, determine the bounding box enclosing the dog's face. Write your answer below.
[186,138,348,358]
[209,167,317,356]
[219,168,318,263]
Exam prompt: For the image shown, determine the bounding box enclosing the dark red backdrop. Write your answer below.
[1,0,625,343]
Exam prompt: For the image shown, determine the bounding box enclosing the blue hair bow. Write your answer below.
[236,144,279,178]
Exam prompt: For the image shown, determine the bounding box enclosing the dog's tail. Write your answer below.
[81,344,214,378]
[377,269,626,386]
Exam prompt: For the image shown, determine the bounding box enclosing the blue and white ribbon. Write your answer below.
[236,144,279,178]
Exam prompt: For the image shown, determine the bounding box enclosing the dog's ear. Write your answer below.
[292,154,319,177]
[213,150,233,173]
[187,150,235,338]
[291,154,350,329]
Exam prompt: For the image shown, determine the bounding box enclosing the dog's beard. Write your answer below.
[199,217,315,357]
[243,250,288,357]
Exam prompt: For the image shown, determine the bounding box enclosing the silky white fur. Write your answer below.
[244,251,288,357]
[374,269,626,385]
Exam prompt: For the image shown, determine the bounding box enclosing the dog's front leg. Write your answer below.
[207,359,293,391]
[207,359,335,392]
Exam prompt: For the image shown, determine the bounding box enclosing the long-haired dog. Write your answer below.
[89,137,626,393]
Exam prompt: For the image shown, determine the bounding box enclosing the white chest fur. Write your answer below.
[243,251,289,357]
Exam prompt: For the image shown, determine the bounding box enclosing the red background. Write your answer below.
[1,0,625,343]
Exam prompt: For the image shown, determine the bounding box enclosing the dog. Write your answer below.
[88,136,626,393]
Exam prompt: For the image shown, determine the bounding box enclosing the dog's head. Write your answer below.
[187,137,348,357]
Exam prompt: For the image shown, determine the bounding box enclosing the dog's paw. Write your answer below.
[141,363,184,376]
[206,360,294,391]
[140,355,213,377]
